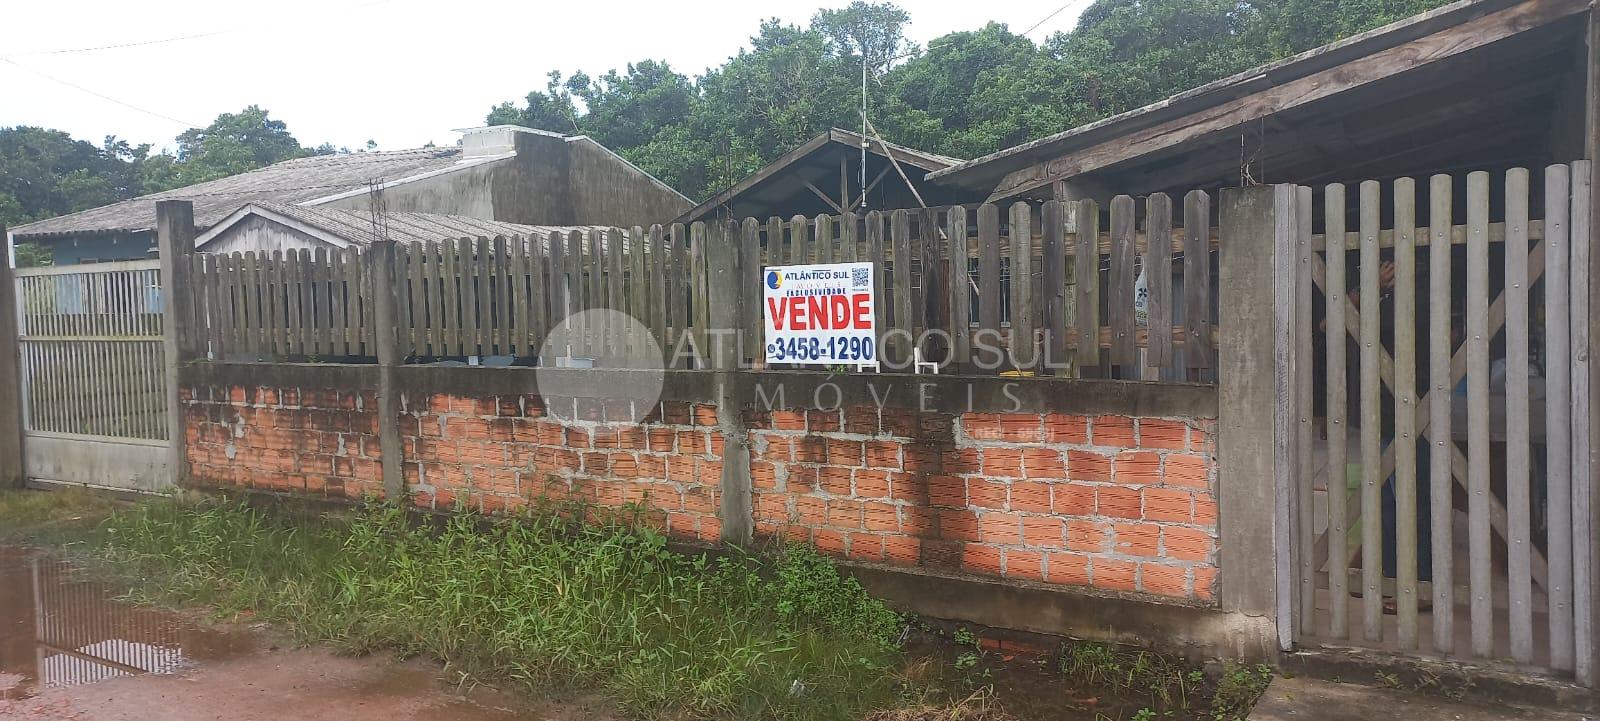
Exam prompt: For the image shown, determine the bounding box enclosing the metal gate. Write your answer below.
[1287,164,1594,684]
[12,260,171,492]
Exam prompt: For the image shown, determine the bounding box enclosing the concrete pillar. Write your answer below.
[155,201,197,488]
[705,221,752,544]
[1216,185,1300,652]
[368,240,406,501]
[0,224,23,488]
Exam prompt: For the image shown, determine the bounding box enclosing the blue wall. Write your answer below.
[45,231,156,265]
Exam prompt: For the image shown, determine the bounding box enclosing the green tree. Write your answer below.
[141,105,310,191]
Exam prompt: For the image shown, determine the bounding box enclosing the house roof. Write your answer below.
[10,147,497,239]
[195,201,602,249]
[925,0,1578,198]
[675,128,962,224]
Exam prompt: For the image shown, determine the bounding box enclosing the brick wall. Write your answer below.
[182,368,1218,605]
[397,393,724,542]
[748,406,1218,602]
[184,385,383,499]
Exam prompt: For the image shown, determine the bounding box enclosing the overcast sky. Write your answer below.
[1,0,1086,154]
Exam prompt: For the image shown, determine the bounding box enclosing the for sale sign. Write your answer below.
[762,262,876,365]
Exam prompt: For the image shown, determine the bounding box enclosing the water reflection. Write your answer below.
[0,547,247,698]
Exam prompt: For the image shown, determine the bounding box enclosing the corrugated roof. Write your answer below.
[211,202,603,248]
[11,147,482,239]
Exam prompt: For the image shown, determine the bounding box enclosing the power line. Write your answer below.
[3,29,234,57]
[0,0,394,57]
[1020,0,1088,37]
[0,57,200,128]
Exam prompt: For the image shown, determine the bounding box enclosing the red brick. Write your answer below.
[826,438,864,467]
[847,533,885,561]
[1096,486,1142,519]
[1093,558,1137,591]
[1113,523,1161,557]
[981,448,1024,477]
[978,512,1024,545]
[843,406,880,435]
[1022,449,1066,479]
[960,413,1002,441]
[1193,492,1218,526]
[1067,451,1111,482]
[943,449,982,474]
[796,497,827,525]
[692,405,718,426]
[819,465,854,494]
[1043,413,1089,444]
[854,469,892,498]
[1163,527,1214,561]
[758,435,793,461]
[864,441,902,469]
[1140,563,1190,597]
[1066,520,1111,552]
[1143,488,1194,523]
[1005,549,1044,580]
[862,502,899,531]
[967,480,1008,509]
[1051,482,1097,515]
[1010,481,1052,513]
[750,461,779,489]
[755,494,790,522]
[1113,451,1162,486]
[826,500,864,529]
[1138,419,1189,450]
[928,475,966,508]
[1193,566,1218,600]
[806,409,842,432]
[770,410,807,430]
[1092,415,1136,447]
[962,545,1002,575]
[883,536,921,565]
[1164,454,1211,488]
[1022,516,1065,548]
[900,506,934,535]
[1045,552,1090,585]
[937,509,980,541]
[813,529,847,555]
[793,437,827,463]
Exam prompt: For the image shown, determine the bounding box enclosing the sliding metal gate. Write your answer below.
[13,260,171,492]
[1288,163,1594,684]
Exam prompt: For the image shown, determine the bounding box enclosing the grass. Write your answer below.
[1058,641,1271,721]
[79,495,906,720]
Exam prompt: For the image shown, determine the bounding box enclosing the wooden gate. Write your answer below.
[1287,164,1594,683]
[12,260,171,492]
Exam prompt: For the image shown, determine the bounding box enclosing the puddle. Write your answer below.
[0,546,253,699]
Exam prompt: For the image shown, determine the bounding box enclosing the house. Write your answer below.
[8,125,691,264]
[193,201,599,254]
[674,128,963,225]
[923,0,1594,204]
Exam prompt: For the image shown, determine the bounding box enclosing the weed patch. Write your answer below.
[96,497,904,720]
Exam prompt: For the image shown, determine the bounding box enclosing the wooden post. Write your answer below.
[705,221,751,544]
[1581,6,1600,687]
[1217,185,1300,651]
[0,223,23,488]
[155,201,197,488]
[369,240,406,501]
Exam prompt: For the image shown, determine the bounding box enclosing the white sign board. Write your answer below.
[762,262,876,365]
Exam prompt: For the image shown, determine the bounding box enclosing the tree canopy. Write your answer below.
[487,0,1455,200]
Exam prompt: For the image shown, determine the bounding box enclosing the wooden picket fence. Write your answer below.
[188,195,1220,377]
[1291,163,1593,679]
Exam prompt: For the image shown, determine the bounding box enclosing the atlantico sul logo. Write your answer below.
[765,270,783,290]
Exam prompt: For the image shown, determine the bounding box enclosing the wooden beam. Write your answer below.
[985,0,1590,202]
[803,181,846,214]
